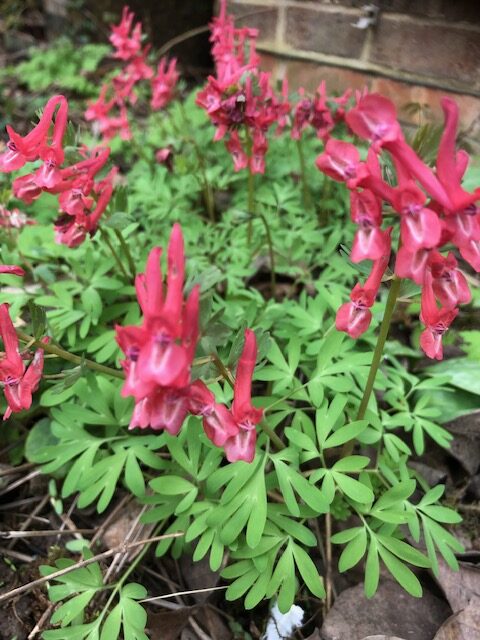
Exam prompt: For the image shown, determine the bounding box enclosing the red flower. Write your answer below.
[151,58,179,110]
[0,96,66,173]
[189,330,263,463]
[428,251,471,309]
[419,272,458,360]
[116,224,201,432]
[188,380,239,447]
[316,139,368,189]
[224,329,264,463]
[0,304,47,419]
[350,190,389,262]
[395,246,431,285]
[336,249,390,339]
[0,206,35,229]
[0,264,25,277]
[436,98,480,212]
[346,93,402,149]
[394,182,441,249]
[109,6,142,61]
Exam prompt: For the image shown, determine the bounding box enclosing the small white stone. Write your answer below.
[264,602,305,640]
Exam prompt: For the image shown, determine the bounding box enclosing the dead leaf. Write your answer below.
[436,560,480,611]
[445,413,480,476]
[321,580,449,640]
[433,599,480,640]
[148,607,194,640]
[196,605,232,640]
[102,504,144,549]
[178,554,221,603]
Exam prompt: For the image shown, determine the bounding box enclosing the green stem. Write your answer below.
[342,276,402,456]
[96,523,166,626]
[114,229,136,279]
[257,212,276,299]
[99,228,130,282]
[296,138,313,211]
[16,330,124,380]
[245,128,255,244]
[356,276,402,420]
[178,102,215,223]
[318,176,331,227]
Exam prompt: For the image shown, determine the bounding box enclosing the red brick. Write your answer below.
[285,6,366,58]
[370,16,480,88]
[262,54,480,130]
[287,0,480,22]
[229,2,278,42]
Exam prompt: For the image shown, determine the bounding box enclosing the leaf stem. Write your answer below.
[99,227,131,282]
[113,229,136,280]
[257,211,277,299]
[178,102,215,223]
[296,138,313,211]
[356,276,402,421]
[16,330,124,380]
[245,128,255,244]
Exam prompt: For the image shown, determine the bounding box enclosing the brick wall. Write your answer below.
[229,0,480,132]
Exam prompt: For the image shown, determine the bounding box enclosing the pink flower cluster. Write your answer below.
[291,82,352,142]
[0,266,47,420]
[316,93,480,359]
[0,205,35,230]
[0,95,116,248]
[85,6,178,142]
[196,0,289,174]
[116,224,263,462]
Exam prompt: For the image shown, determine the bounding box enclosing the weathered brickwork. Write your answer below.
[230,0,480,125]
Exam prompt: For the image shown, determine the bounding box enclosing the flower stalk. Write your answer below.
[296,138,313,211]
[356,276,402,421]
[16,329,124,380]
[99,227,131,282]
[342,276,402,457]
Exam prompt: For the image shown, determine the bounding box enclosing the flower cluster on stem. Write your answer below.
[196,0,289,175]
[85,6,178,142]
[316,92,479,359]
[115,224,263,462]
[0,266,47,419]
[0,96,116,248]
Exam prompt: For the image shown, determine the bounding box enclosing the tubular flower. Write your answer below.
[336,246,391,339]
[316,90,479,359]
[151,58,179,110]
[291,82,334,141]
[315,139,368,189]
[189,330,263,463]
[1,95,116,247]
[345,93,402,149]
[0,205,35,229]
[0,304,47,420]
[0,264,25,277]
[419,272,458,360]
[393,182,441,250]
[86,7,156,143]
[116,224,201,434]
[428,251,471,309]
[109,6,142,61]
[0,95,67,173]
[196,0,289,174]
[350,190,389,262]
[224,329,264,463]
